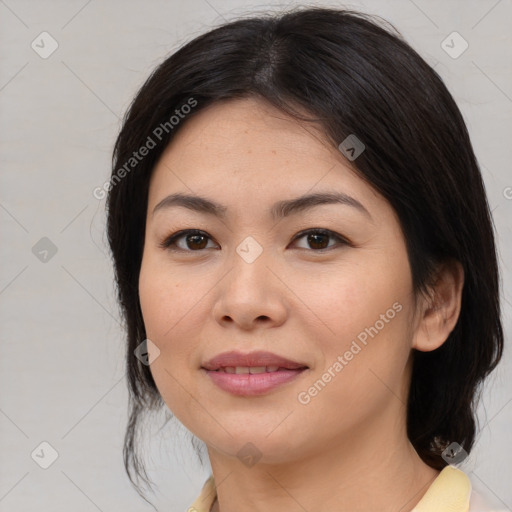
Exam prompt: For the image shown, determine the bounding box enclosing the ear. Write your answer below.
[412,259,465,352]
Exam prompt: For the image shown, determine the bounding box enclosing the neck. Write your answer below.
[207,412,439,512]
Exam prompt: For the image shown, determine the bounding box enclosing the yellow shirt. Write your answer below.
[187,465,477,512]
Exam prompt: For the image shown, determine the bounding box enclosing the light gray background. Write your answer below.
[1,0,511,510]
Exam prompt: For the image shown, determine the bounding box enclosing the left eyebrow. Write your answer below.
[152,191,372,220]
[271,191,372,220]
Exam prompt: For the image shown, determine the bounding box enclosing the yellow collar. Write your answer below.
[412,465,471,511]
[189,465,471,512]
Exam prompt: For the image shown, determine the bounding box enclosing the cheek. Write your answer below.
[294,259,407,346]
[292,254,413,399]
[138,261,198,417]
[138,262,195,399]
[139,256,202,344]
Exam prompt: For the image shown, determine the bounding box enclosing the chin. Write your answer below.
[201,427,310,466]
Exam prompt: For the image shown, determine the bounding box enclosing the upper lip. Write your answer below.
[201,350,309,371]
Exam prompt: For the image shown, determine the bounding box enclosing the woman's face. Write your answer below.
[139,96,421,464]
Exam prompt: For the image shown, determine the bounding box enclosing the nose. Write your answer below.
[211,243,288,331]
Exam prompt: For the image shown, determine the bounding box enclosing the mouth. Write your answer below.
[209,365,306,374]
[201,350,309,396]
[201,350,309,371]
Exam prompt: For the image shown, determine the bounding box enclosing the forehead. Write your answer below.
[147,96,387,219]
[159,97,336,167]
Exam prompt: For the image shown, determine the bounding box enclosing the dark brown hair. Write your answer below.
[106,5,503,502]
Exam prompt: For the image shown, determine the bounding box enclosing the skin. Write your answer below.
[138,96,464,512]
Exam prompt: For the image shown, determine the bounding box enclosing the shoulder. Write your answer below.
[413,466,506,512]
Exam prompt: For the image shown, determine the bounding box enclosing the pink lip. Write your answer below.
[201,350,309,396]
[203,368,308,396]
[201,350,308,370]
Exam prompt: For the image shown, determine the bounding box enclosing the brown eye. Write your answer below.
[292,229,349,251]
[159,229,217,251]
[306,232,330,250]
[159,228,349,253]
[184,233,209,250]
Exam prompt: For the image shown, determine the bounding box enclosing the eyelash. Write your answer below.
[158,228,351,253]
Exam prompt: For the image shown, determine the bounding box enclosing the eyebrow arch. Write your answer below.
[152,191,372,220]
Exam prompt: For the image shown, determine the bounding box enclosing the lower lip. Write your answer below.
[203,368,308,396]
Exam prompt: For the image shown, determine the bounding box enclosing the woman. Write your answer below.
[106,6,505,512]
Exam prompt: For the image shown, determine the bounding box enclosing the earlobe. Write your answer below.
[412,259,465,352]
